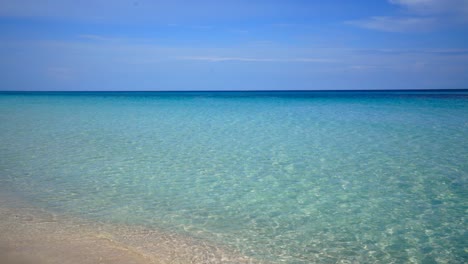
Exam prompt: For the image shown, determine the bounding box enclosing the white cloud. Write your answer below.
[348,0,468,32]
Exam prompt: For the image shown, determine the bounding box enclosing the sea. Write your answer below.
[0,90,467,263]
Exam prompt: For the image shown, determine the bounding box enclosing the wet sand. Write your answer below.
[0,194,260,264]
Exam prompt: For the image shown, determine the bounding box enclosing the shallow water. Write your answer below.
[0,91,467,263]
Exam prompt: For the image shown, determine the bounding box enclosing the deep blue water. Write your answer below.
[0,90,467,263]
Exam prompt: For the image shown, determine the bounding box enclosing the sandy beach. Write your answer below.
[0,193,259,264]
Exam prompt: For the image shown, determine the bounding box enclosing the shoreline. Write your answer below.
[0,192,260,264]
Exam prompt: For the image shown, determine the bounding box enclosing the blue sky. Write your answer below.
[1,0,467,91]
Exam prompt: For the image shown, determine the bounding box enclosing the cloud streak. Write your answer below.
[176,56,334,63]
[347,16,436,32]
[356,48,468,55]
[78,34,119,42]
[348,0,468,32]
[389,0,468,16]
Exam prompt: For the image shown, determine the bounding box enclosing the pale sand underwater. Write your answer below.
[0,193,260,264]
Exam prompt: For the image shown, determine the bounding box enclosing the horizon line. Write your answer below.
[1,88,467,93]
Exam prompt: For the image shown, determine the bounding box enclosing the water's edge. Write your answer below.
[0,191,262,264]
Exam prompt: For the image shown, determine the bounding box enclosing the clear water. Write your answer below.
[1,91,467,263]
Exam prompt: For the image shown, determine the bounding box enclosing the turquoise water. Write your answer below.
[0,91,467,263]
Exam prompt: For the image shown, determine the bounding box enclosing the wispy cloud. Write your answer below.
[356,48,468,55]
[178,56,275,62]
[190,25,214,30]
[348,65,387,71]
[348,0,468,32]
[0,0,297,24]
[77,34,163,45]
[389,0,468,16]
[78,34,118,42]
[177,56,334,63]
[347,16,436,32]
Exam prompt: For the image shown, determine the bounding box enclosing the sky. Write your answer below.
[0,0,467,91]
